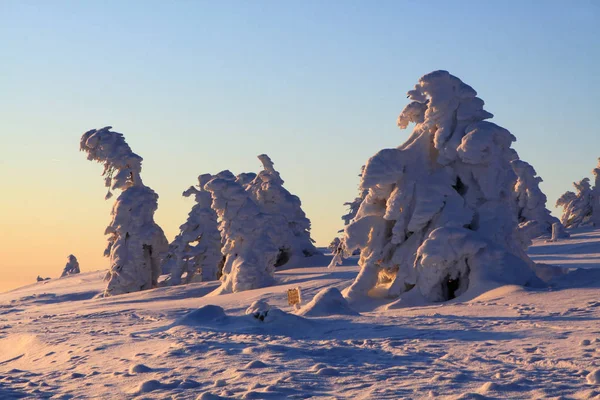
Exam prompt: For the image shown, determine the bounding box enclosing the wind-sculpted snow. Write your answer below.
[163,174,223,285]
[557,158,600,229]
[60,255,80,277]
[205,176,279,294]
[81,127,168,296]
[1,251,600,399]
[297,287,359,317]
[246,154,320,264]
[343,71,540,303]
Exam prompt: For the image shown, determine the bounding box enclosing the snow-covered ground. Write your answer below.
[1,232,600,399]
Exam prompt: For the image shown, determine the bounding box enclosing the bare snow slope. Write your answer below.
[0,240,599,399]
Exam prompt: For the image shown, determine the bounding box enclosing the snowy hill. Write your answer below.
[1,234,600,399]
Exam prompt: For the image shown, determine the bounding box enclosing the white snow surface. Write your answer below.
[1,230,600,399]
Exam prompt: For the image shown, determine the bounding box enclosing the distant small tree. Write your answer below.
[163,174,223,285]
[61,255,80,277]
[80,127,168,296]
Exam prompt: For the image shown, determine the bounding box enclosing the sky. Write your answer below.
[1,0,599,292]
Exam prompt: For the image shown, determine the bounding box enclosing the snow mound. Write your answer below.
[587,369,600,385]
[297,287,359,317]
[129,363,153,374]
[176,305,229,326]
[244,360,268,369]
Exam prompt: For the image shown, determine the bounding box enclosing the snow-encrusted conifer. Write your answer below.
[61,255,80,277]
[204,174,279,293]
[556,178,594,228]
[343,71,540,303]
[328,237,342,254]
[80,126,168,296]
[342,166,368,227]
[511,159,567,241]
[558,158,600,228]
[163,174,223,285]
[246,154,320,265]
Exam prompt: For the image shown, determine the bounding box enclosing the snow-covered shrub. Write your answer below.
[511,159,567,242]
[343,71,540,303]
[246,154,320,265]
[557,159,600,228]
[162,174,223,286]
[80,126,168,296]
[61,255,80,277]
[204,175,279,294]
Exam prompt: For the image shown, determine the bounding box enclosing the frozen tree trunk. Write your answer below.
[550,222,569,242]
[343,71,540,303]
[246,154,320,266]
[80,127,168,297]
[204,175,279,294]
[61,255,80,277]
[164,174,223,286]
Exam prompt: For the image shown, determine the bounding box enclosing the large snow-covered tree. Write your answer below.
[246,154,320,265]
[162,174,223,285]
[60,255,80,277]
[511,159,567,242]
[557,159,600,228]
[204,174,280,294]
[80,126,168,296]
[343,71,540,303]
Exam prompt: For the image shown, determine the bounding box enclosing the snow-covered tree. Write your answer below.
[343,71,540,303]
[246,154,320,266]
[328,237,342,254]
[511,159,567,242]
[204,175,280,294]
[162,174,223,286]
[80,126,168,296]
[341,166,368,227]
[556,178,594,228]
[557,158,600,229]
[61,255,80,277]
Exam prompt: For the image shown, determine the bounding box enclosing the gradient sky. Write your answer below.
[1,0,599,292]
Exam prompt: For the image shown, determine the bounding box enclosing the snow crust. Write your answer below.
[1,236,600,399]
[343,71,540,303]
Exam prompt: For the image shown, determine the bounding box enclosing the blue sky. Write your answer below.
[1,0,599,289]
